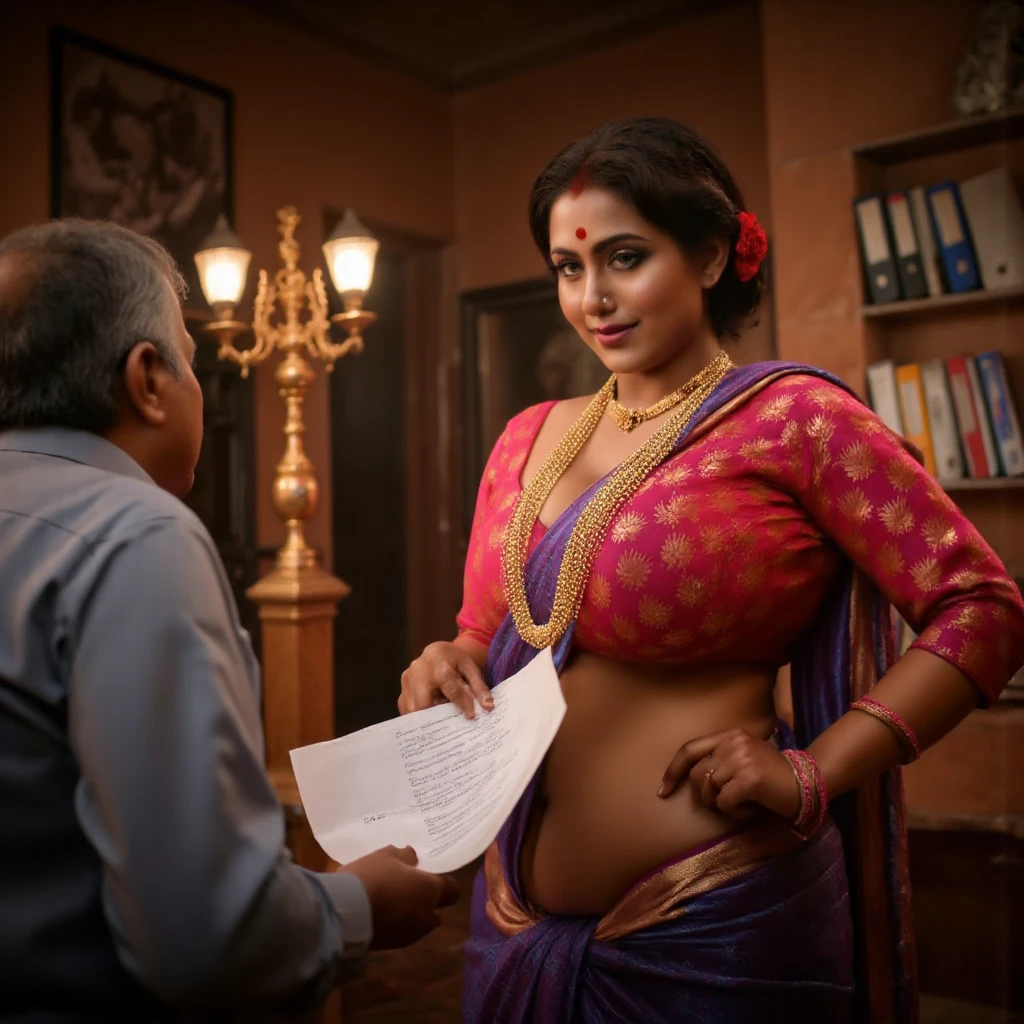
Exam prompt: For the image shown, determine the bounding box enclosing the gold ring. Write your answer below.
[704,765,717,786]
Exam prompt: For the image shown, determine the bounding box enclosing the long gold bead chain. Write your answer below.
[501,348,733,649]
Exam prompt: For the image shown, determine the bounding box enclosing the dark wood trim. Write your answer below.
[235,0,748,91]
[402,248,465,655]
[861,284,1024,320]
[459,278,558,540]
[851,107,1024,166]
[319,210,461,659]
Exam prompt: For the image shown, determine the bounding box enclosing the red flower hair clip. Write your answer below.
[734,211,768,282]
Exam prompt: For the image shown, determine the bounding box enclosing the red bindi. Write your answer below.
[575,227,587,240]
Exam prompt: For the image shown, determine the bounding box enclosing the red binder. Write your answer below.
[946,355,994,478]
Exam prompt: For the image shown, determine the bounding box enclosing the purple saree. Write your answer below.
[462,363,916,1023]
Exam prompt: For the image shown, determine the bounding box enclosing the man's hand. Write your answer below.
[337,846,459,950]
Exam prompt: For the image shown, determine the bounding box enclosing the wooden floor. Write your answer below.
[340,863,476,1023]
[339,863,1020,1023]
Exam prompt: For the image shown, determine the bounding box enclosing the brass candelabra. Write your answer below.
[195,206,378,577]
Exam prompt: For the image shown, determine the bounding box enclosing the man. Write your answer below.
[0,220,456,1020]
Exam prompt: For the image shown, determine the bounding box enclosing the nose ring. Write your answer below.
[600,295,611,307]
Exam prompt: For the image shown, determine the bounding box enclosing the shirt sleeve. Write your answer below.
[773,377,1024,705]
[65,515,371,1012]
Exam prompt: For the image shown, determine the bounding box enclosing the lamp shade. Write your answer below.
[194,215,251,308]
[322,209,379,296]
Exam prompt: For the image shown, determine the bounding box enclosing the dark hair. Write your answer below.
[0,219,186,432]
[528,117,765,339]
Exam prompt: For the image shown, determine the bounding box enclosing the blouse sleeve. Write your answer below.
[455,426,512,650]
[775,377,1024,705]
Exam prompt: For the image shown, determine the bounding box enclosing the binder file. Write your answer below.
[854,195,901,304]
[866,360,905,436]
[885,191,928,300]
[909,186,945,296]
[894,363,937,476]
[975,351,1024,476]
[926,183,981,293]
[959,168,1024,292]
[920,359,966,483]
[946,356,997,478]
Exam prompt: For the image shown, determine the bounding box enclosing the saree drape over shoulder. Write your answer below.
[456,363,1024,1024]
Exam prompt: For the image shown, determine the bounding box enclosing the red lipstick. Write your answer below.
[594,323,637,347]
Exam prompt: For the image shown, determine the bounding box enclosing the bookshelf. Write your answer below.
[851,112,1024,537]
[861,283,1024,319]
[852,108,1024,166]
[850,114,1024,846]
[943,476,1024,493]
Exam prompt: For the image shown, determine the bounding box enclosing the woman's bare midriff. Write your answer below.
[520,650,778,917]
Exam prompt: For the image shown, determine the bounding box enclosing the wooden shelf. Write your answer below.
[852,107,1024,165]
[944,477,1024,493]
[907,809,1024,840]
[861,284,1024,319]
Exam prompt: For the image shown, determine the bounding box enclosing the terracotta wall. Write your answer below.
[0,0,454,566]
[453,1,770,292]
[760,0,986,385]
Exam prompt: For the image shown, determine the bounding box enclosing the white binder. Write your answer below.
[921,359,965,482]
[866,360,905,436]
[959,168,1024,291]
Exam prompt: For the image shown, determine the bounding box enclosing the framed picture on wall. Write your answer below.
[50,27,233,308]
[460,279,607,538]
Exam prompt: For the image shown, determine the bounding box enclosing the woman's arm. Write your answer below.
[660,377,1024,816]
[810,648,976,800]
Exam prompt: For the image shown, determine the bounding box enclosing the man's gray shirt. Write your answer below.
[0,428,371,1020]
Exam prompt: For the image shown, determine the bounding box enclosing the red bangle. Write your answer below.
[850,696,922,763]
[783,749,828,838]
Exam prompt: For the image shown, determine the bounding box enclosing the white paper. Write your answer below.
[289,647,565,874]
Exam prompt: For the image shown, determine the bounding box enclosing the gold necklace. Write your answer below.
[501,348,732,649]
[607,372,709,432]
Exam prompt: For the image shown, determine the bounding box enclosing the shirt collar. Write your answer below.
[0,428,155,486]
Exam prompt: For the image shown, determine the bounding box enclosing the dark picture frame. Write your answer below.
[460,278,607,539]
[50,27,234,309]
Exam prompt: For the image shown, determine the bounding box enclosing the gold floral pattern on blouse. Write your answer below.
[611,511,647,544]
[639,596,673,629]
[758,394,795,421]
[589,574,612,609]
[661,534,694,570]
[456,384,1024,705]
[838,441,876,482]
[838,488,874,524]
[880,497,915,535]
[616,551,652,591]
[921,516,957,552]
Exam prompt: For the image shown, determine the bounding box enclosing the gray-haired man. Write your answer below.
[0,220,456,1021]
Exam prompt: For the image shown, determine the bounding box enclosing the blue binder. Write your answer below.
[926,183,980,293]
[975,351,1024,477]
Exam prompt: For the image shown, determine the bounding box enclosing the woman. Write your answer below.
[398,118,1024,1023]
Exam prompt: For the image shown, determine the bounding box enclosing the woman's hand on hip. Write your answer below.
[397,641,493,719]
[657,728,800,822]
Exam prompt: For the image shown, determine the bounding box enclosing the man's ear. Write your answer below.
[121,341,170,427]
[701,237,730,289]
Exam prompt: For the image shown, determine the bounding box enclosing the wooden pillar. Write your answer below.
[248,562,349,872]
[249,564,349,1023]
